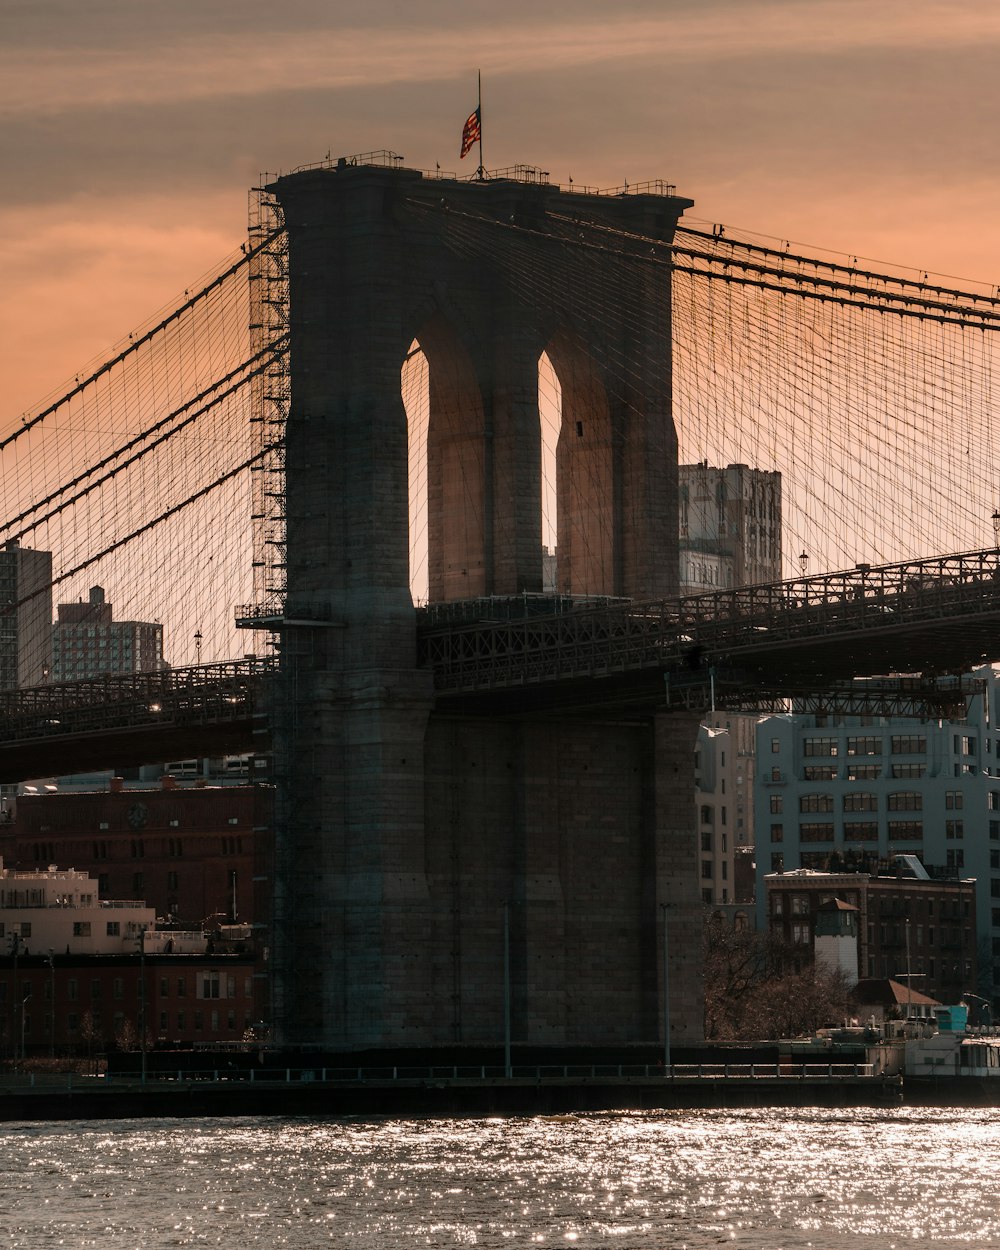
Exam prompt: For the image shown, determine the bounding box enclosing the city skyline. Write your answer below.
[5,1,1000,427]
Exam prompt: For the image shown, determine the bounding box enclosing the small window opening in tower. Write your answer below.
[401,338,429,604]
[539,351,561,579]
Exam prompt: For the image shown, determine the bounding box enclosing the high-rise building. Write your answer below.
[0,540,52,690]
[678,462,782,593]
[51,585,165,680]
[755,665,1000,1000]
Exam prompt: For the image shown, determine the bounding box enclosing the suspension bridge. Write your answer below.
[3,151,1000,1054]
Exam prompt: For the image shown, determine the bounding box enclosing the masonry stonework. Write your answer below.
[268,161,701,1053]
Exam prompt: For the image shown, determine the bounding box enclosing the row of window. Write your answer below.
[0,972,253,1002]
[32,835,247,864]
[796,736,929,757]
[772,792,985,814]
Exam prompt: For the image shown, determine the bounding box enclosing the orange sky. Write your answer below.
[4,0,1000,423]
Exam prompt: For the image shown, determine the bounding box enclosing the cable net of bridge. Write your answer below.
[0,210,286,688]
[6,163,1000,693]
[400,193,1000,611]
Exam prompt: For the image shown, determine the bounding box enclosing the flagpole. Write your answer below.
[477,70,484,180]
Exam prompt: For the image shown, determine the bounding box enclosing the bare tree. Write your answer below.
[704,916,851,1040]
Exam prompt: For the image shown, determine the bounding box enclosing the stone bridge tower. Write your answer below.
[265,160,703,1057]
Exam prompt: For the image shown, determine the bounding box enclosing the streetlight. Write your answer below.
[18,994,30,1072]
[9,933,19,1066]
[194,629,203,664]
[134,929,148,1084]
[503,901,511,1079]
[992,510,1000,551]
[47,951,55,1059]
[661,902,671,1074]
[798,550,809,577]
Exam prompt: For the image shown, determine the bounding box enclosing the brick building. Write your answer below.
[765,866,977,1005]
[3,781,271,930]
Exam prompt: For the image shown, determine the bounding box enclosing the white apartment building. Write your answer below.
[0,859,154,955]
[754,665,1000,997]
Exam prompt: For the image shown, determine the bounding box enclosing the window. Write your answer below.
[199,971,221,1000]
[770,795,784,814]
[800,794,834,812]
[72,922,91,937]
[803,766,838,781]
[167,871,179,891]
[844,821,878,841]
[771,767,782,782]
[991,791,1000,811]
[804,738,838,757]
[701,832,712,852]
[770,824,783,842]
[177,977,186,997]
[950,850,966,870]
[888,821,923,840]
[177,1010,186,1030]
[67,978,78,1001]
[800,823,835,842]
[792,922,810,944]
[843,792,877,811]
[791,896,810,915]
[113,978,123,1000]
[771,853,784,872]
[888,792,922,811]
[847,765,881,781]
[106,922,120,937]
[892,763,926,778]
[700,806,713,825]
[701,861,713,879]
[946,820,964,840]
[132,873,144,894]
[847,737,882,756]
[771,738,781,754]
[945,791,964,810]
[891,736,926,754]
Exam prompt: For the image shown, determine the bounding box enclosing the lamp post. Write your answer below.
[135,929,148,1084]
[194,629,203,664]
[798,550,809,577]
[47,951,55,1059]
[9,933,19,1067]
[661,902,671,1074]
[993,510,1000,551]
[503,901,511,1079]
[19,994,30,1070]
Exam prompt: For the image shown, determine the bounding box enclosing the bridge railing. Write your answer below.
[420,548,1000,693]
[0,658,279,740]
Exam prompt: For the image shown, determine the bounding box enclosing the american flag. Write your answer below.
[460,107,481,159]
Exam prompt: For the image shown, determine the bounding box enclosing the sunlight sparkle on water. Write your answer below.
[0,1108,997,1247]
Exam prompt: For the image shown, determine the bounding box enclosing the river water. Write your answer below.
[0,1106,997,1248]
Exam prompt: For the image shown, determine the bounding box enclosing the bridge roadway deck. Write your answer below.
[0,550,998,779]
[419,549,1000,713]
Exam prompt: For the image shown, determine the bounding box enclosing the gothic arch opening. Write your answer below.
[543,328,616,597]
[402,315,487,604]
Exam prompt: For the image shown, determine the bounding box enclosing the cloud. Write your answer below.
[4,2,1000,117]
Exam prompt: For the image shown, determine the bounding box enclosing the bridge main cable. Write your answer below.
[1,228,283,454]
